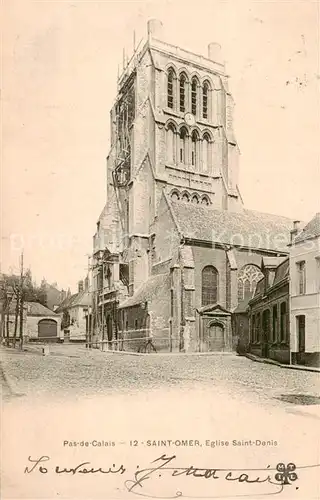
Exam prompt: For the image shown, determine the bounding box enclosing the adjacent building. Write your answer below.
[1,301,62,343]
[92,20,294,352]
[248,257,290,364]
[55,279,91,342]
[289,214,320,366]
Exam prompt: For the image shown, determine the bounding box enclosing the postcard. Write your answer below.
[1,1,320,499]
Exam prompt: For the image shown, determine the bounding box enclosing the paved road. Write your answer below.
[1,344,319,406]
[1,345,320,500]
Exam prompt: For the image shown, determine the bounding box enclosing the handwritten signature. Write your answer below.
[24,455,319,499]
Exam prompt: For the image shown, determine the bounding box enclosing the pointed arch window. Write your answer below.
[202,133,211,173]
[179,127,188,164]
[191,130,199,168]
[237,264,263,302]
[167,68,175,109]
[201,195,210,205]
[171,190,180,201]
[202,266,219,306]
[179,73,187,113]
[166,124,176,164]
[191,78,198,116]
[202,81,210,119]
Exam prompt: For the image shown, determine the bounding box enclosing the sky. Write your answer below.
[1,0,320,292]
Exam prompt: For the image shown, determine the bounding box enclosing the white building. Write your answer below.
[289,214,320,366]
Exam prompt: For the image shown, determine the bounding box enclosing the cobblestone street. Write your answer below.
[1,344,319,406]
[1,344,320,500]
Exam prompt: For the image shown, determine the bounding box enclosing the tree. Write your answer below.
[0,269,49,347]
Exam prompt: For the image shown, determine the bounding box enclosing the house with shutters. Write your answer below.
[91,19,295,352]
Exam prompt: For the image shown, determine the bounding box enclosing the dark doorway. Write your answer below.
[262,310,270,358]
[297,315,305,353]
[106,315,113,342]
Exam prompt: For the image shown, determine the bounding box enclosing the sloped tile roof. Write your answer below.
[233,296,251,314]
[273,257,289,286]
[119,273,170,309]
[294,213,320,244]
[169,201,293,252]
[26,301,59,316]
[55,290,91,313]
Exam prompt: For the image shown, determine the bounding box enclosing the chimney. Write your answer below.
[147,19,163,41]
[208,42,223,64]
[290,220,301,243]
[84,276,89,292]
[78,280,84,293]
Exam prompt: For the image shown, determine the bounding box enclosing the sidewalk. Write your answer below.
[245,352,320,373]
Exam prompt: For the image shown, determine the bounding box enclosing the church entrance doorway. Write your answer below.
[208,322,225,351]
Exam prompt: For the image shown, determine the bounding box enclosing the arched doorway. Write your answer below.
[38,319,58,341]
[106,315,113,342]
[208,322,225,351]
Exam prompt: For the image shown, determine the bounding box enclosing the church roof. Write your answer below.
[118,273,170,309]
[168,200,293,252]
[294,213,320,244]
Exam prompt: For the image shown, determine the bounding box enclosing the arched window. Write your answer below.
[201,195,210,205]
[202,266,219,306]
[191,130,199,168]
[171,190,180,201]
[167,68,175,108]
[166,124,176,164]
[202,81,210,119]
[179,127,188,163]
[191,194,199,204]
[179,73,187,113]
[191,77,198,116]
[202,133,211,173]
[237,264,263,302]
[182,192,189,202]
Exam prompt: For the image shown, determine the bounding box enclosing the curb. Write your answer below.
[100,350,236,357]
[244,353,320,374]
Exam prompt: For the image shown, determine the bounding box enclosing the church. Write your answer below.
[91,20,294,352]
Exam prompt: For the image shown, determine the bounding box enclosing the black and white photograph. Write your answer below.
[1,0,320,498]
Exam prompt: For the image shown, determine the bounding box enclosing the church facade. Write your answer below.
[92,20,293,352]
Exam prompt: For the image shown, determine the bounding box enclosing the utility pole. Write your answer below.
[19,251,24,350]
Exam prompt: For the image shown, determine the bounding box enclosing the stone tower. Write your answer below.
[99,19,242,297]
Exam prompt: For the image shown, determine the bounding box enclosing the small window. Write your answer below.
[297,261,306,294]
[201,196,210,205]
[171,191,179,201]
[135,319,138,330]
[182,193,189,202]
[191,195,199,204]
